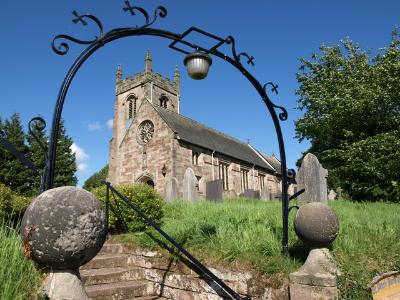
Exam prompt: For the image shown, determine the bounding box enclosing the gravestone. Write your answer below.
[182,168,198,202]
[328,190,337,200]
[260,186,272,201]
[206,179,223,201]
[165,177,179,202]
[240,189,260,199]
[297,153,328,206]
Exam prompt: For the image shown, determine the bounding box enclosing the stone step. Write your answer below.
[100,243,124,254]
[131,297,169,300]
[81,254,129,270]
[85,280,155,299]
[101,243,162,258]
[81,266,145,286]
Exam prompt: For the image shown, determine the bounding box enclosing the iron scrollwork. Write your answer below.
[263,82,288,121]
[123,0,167,28]
[28,117,47,154]
[51,10,104,55]
[225,36,255,66]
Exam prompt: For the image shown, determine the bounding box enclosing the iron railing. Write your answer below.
[103,181,249,300]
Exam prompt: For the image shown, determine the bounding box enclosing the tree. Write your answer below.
[0,113,33,196]
[83,165,108,191]
[53,120,77,187]
[295,31,400,202]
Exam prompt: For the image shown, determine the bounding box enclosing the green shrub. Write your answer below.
[0,183,31,222]
[92,184,164,232]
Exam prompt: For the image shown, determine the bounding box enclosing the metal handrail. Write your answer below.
[103,181,249,300]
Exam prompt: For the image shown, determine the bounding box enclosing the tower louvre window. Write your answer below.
[159,95,169,108]
[126,95,137,119]
[128,100,133,119]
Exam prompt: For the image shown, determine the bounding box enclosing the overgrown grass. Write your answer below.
[0,218,41,300]
[117,199,400,299]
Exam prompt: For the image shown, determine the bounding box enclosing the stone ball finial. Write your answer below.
[21,186,107,269]
[294,202,339,248]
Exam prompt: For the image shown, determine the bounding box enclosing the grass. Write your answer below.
[117,199,400,299]
[0,218,41,300]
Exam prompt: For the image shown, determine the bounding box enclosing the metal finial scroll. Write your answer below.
[263,82,288,121]
[51,11,104,55]
[123,0,167,28]
[225,36,255,66]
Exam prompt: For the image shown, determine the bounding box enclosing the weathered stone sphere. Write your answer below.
[294,202,339,248]
[21,186,107,269]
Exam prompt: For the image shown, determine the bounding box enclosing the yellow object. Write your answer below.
[371,271,400,300]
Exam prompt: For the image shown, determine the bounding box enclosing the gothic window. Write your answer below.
[137,120,154,144]
[218,161,229,190]
[159,95,169,108]
[241,168,249,192]
[126,95,137,119]
[259,173,265,190]
[192,151,199,165]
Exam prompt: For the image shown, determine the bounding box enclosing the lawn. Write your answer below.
[117,199,400,299]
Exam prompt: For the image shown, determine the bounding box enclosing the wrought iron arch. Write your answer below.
[41,0,298,266]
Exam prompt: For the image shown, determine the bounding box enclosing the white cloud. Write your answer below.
[106,119,113,129]
[88,121,102,131]
[70,143,89,173]
[77,163,88,172]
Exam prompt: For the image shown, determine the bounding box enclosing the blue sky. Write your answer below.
[1,1,399,186]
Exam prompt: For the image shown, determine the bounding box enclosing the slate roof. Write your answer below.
[153,106,276,172]
[262,154,282,175]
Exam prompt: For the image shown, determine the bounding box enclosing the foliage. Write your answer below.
[118,199,400,298]
[0,218,41,299]
[0,183,31,222]
[295,30,400,201]
[53,119,77,188]
[0,114,77,196]
[323,132,400,202]
[0,113,32,196]
[83,165,109,191]
[92,184,164,232]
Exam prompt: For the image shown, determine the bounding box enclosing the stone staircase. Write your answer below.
[80,242,289,300]
[80,243,169,299]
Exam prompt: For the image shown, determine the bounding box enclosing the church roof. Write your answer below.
[262,153,282,175]
[154,106,276,172]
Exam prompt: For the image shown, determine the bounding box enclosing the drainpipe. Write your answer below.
[211,150,215,181]
[252,164,255,190]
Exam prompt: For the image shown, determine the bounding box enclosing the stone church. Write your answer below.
[108,51,284,201]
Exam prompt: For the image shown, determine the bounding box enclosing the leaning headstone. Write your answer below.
[260,186,271,201]
[182,168,198,202]
[328,190,337,200]
[165,177,179,202]
[206,179,223,201]
[297,153,328,206]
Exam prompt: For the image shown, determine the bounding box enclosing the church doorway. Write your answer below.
[136,172,155,189]
[145,179,154,188]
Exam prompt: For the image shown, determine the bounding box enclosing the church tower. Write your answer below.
[108,51,180,183]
